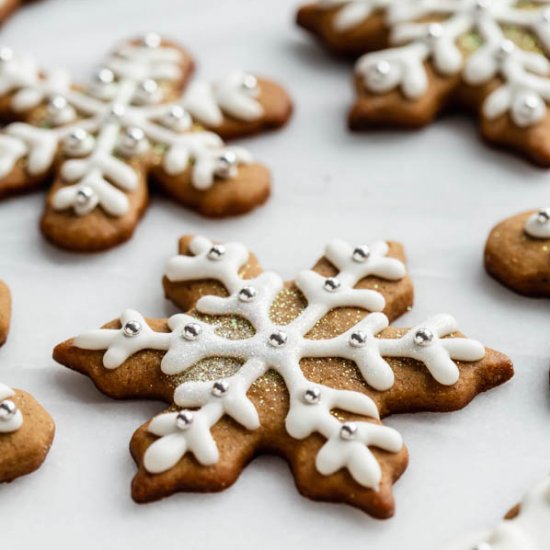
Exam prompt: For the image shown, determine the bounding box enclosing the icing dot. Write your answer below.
[211,380,229,397]
[182,323,202,341]
[340,422,358,440]
[175,411,194,430]
[496,40,515,59]
[0,399,17,421]
[109,103,126,119]
[414,328,434,346]
[349,330,368,347]
[95,68,115,85]
[323,277,341,292]
[240,73,258,92]
[123,320,142,337]
[207,245,226,261]
[303,387,321,405]
[238,286,257,303]
[352,245,370,262]
[268,331,288,348]
[142,32,162,48]
[215,151,238,179]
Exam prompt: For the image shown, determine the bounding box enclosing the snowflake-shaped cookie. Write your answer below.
[0,33,292,252]
[297,0,550,164]
[54,235,513,518]
[485,207,550,296]
[0,280,55,482]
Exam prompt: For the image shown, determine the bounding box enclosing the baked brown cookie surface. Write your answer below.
[54,235,512,518]
[0,282,55,482]
[297,1,550,165]
[0,280,10,346]
[0,385,55,483]
[485,209,550,297]
[442,476,550,549]
[0,33,292,252]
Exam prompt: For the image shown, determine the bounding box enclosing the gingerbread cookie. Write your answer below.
[443,476,550,549]
[0,33,292,252]
[0,282,55,482]
[485,208,550,297]
[0,279,10,346]
[297,0,550,165]
[54,235,513,518]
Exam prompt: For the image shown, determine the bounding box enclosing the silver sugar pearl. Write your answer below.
[182,322,201,341]
[143,32,162,48]
[323,277,341,292]
[349,330,368,347]
[215,150,238,179]
[352,245,370,262]
[211,380,229,397]
[163,105,192,131]
[75,186,94,206]
[109,103,126,119]
[119,126,146,156]
[427,23,443,39]
[238,286,257,302]
[175,410,194,430]
[241,73,258,92]
[537,208,550,224]
[47,96,70,123]
[95,68,115,85]
[0,47,13,62]
[340,422,358,441]
[414,328,434,347]
[207,244,226,261]
[303,387,321,405]
[0,399,17,421]
[123,320,142,337]
[63,128,92,156]
[137,79,159,102]
[523,95,540,111]
[268,330,288,348]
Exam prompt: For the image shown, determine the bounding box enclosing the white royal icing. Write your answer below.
[0,383,23,434]
[73,237,486,489]
[348,0,550,127]
[0,35,265,217]
[443,477,550,550]
[524,208,550,239]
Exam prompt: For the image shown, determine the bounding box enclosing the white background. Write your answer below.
[0,0,549,548]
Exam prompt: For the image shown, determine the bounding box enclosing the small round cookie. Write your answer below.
[0,383,55,483]
[485,209,550,297]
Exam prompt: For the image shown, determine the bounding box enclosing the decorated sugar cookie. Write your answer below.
[0,33,292,252]
[443,476,550,550]
[0,281,55,482]
[485,208,550,297]
[297,0,550,165]
[53,235,513,517]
